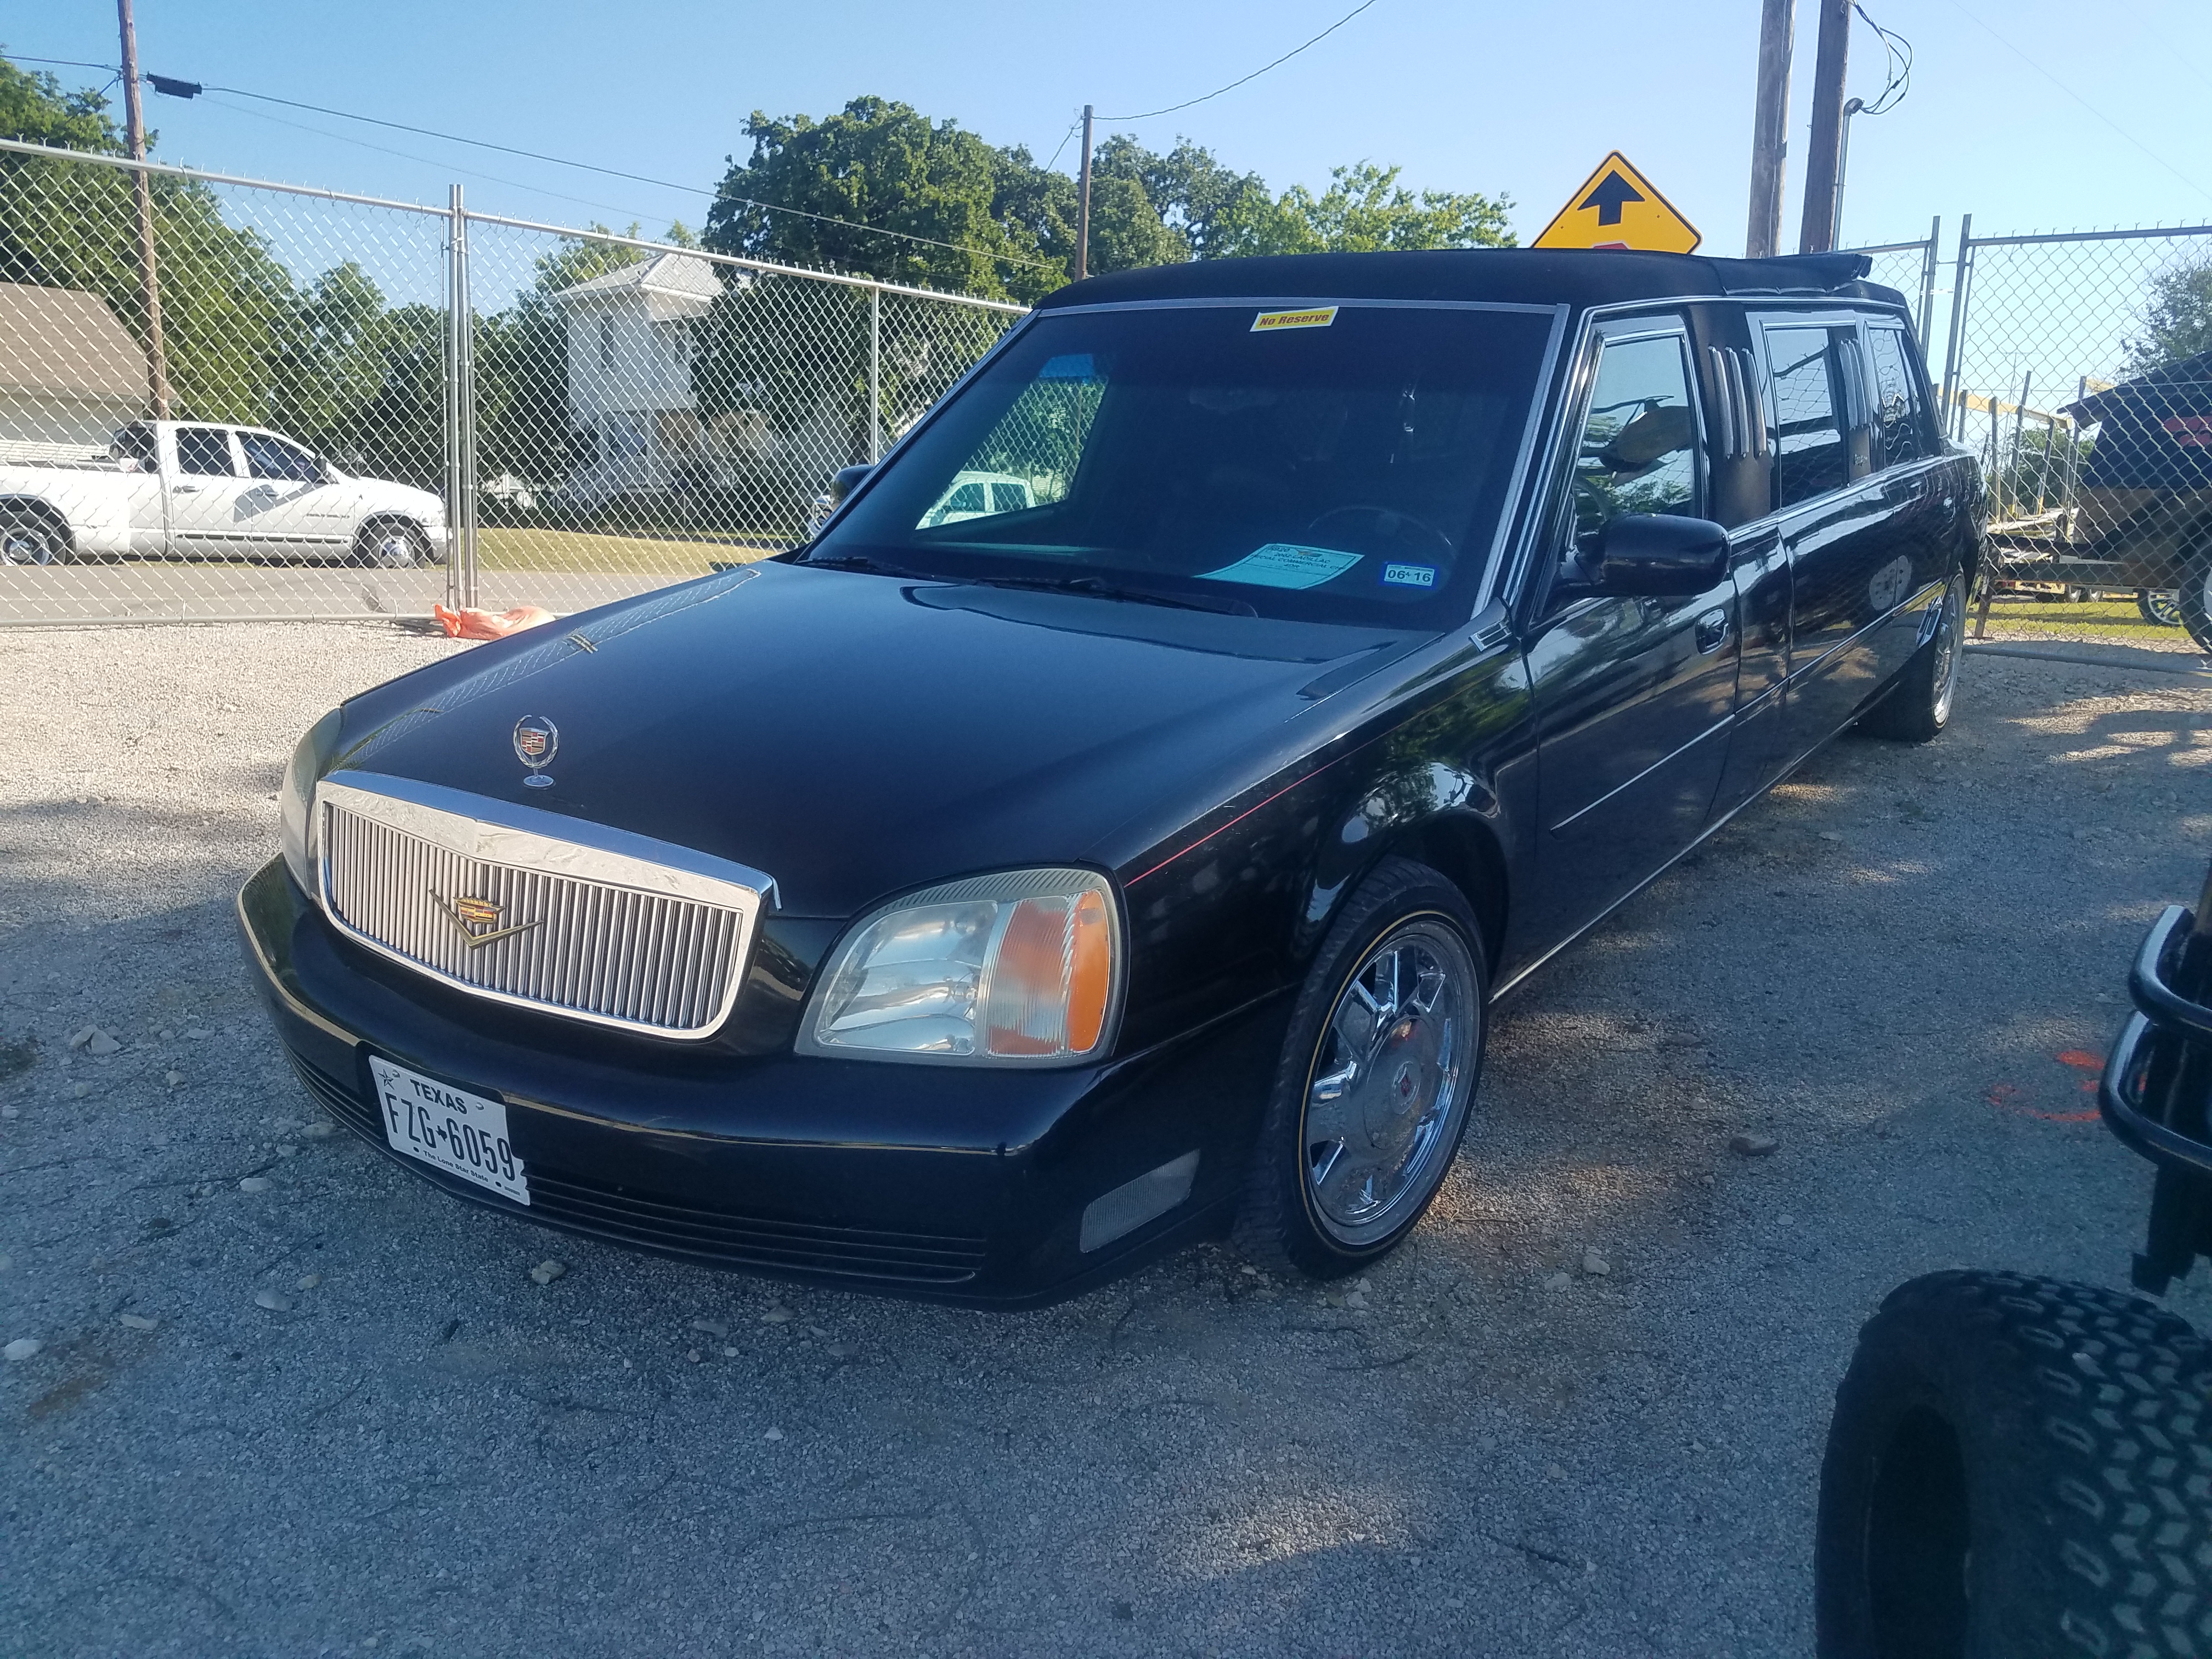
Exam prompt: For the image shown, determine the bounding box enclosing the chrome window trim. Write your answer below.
[1503,306,1710,616]
[313,770,774,1041]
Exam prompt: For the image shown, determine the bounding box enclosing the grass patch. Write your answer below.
[476,527,787,577]
[1978,594,2180,646]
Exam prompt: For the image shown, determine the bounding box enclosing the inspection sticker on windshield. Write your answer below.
[1199,543,1361,589]
[1382,563,1437,588]
[1251,306,1338,333]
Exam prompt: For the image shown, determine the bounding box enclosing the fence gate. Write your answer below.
[0,139,1023,625]
[1936,218,2212,614]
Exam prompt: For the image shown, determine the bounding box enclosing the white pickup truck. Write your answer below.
[0,420,449,568]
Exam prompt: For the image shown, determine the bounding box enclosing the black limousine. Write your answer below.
[240,248,1981,1304]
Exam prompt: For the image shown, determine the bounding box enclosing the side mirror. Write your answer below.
[1589,514,1731,596]
[828,463,873,507]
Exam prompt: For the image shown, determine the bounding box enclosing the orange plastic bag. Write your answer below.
[434,603,557,640]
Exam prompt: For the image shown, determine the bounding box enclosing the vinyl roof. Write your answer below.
[1032,248,1906,313]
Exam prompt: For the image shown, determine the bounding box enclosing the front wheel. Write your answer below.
[1815,1271,2211,1659]
[1233,857,1487,1279]
[353,521,431,569]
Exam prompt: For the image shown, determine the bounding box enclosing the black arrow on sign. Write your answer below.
[1579,170,1645,226]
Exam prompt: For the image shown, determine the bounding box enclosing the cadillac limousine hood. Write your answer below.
[331,562,1416,917]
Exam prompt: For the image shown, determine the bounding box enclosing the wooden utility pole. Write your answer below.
[1075,105,1094,282]
[1745,0,1794,259]
[116,0,170,418]
[1797,0,1852,254]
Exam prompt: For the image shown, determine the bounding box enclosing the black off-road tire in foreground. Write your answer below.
[1232,856,1487,1281]
[1815,1270,2212,1659]
[1859,571,1967,744]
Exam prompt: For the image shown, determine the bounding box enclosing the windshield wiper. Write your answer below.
[964,573,1257,617]
[801,551,934,580]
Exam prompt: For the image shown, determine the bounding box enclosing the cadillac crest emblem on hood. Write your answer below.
[513,715,558,787]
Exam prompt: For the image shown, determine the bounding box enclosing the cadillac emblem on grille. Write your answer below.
[431,890,542,950]
[512,715,558,787]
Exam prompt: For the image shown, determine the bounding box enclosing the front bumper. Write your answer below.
[237,859,1287,1306]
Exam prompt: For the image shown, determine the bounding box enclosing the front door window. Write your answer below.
[1570,332,1700,554]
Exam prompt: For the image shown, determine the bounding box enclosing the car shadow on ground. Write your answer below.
[3,655,2211,1658]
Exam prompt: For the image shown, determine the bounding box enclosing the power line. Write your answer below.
[1850,5,1910,117]
[1933,0,2212,207]
[0,51,1055,271]
[1101,0,1383,122]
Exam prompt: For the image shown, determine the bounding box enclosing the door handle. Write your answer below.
[172,483,200,493]
[1696,608,1731,654]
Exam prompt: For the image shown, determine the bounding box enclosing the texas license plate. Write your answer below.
[367,1054,531,1204]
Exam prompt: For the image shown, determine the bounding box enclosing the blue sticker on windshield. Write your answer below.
[1038,353,1097,381]
[1382,563,1437,588]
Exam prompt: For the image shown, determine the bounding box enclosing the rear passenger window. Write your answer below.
[1764,328,1849,507]
[1866,328,1931,469]
[176,426,236,478]
[1570,332,1700,550]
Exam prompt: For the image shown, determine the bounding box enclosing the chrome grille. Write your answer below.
[315,774,766,1039]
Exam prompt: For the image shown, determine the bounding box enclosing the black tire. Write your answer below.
[1232,856,1488,1280]
[2179,552,2212,655]
[1815,1270,2212,1659]
[0,508,71,565]
[352,520,432,569]
[2137,589,2182,629]
[1858,570,1966,743]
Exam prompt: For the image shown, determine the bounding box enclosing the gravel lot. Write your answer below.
[3,623,2209,1658]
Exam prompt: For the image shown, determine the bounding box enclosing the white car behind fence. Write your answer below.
[0,420,448,568]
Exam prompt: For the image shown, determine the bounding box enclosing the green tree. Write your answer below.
[1090,135,1268,260]
[2125,257,2212,374]
[703,98,1046,300]
[0,58,125,153]
[1215,162,1515,257]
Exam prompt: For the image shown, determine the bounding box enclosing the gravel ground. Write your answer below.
[3,622,2209,1658]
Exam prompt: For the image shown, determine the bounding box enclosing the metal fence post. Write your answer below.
[444,185,464,612]
[868,285,882,463]
[1918,215,1939,352]
[1939,213,1973,438]
[445,185,479,608]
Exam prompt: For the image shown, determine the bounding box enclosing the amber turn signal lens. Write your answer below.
[1066,888,1111,1053]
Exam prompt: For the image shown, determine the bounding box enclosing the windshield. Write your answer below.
[808,302,1558,627]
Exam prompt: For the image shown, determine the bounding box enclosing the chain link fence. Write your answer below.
[0,139,1023,625]
[1934,219,2212,647]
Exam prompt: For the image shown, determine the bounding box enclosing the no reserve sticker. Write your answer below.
[1251,306,1338,333]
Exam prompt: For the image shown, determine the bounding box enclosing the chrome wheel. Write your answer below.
[1301,917,1479,1247]
[0,520,64,565]
[2137,589,2181,629]
[360,525,424,568]
[1931,572,1965,727]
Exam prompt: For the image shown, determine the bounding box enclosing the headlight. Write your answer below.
[799,868,1121,1065]
[279,708,344,895]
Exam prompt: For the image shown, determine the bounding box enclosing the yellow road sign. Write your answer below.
[1532,152,1701,253]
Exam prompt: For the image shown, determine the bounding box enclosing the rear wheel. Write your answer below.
[1858,570,1965,743]
[0,509,70,565]
[1815,1271,2212,1659]
[2137,588,2182,629]
[2179,551,2212,654]
[1234,857,1487,1279]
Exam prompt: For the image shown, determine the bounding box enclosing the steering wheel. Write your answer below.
[1304,505,1455,561]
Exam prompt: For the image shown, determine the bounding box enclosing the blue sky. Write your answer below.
[12,0,2212,256]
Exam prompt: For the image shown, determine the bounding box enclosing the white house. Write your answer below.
[551,251,734,505]
[0,282,149,448]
